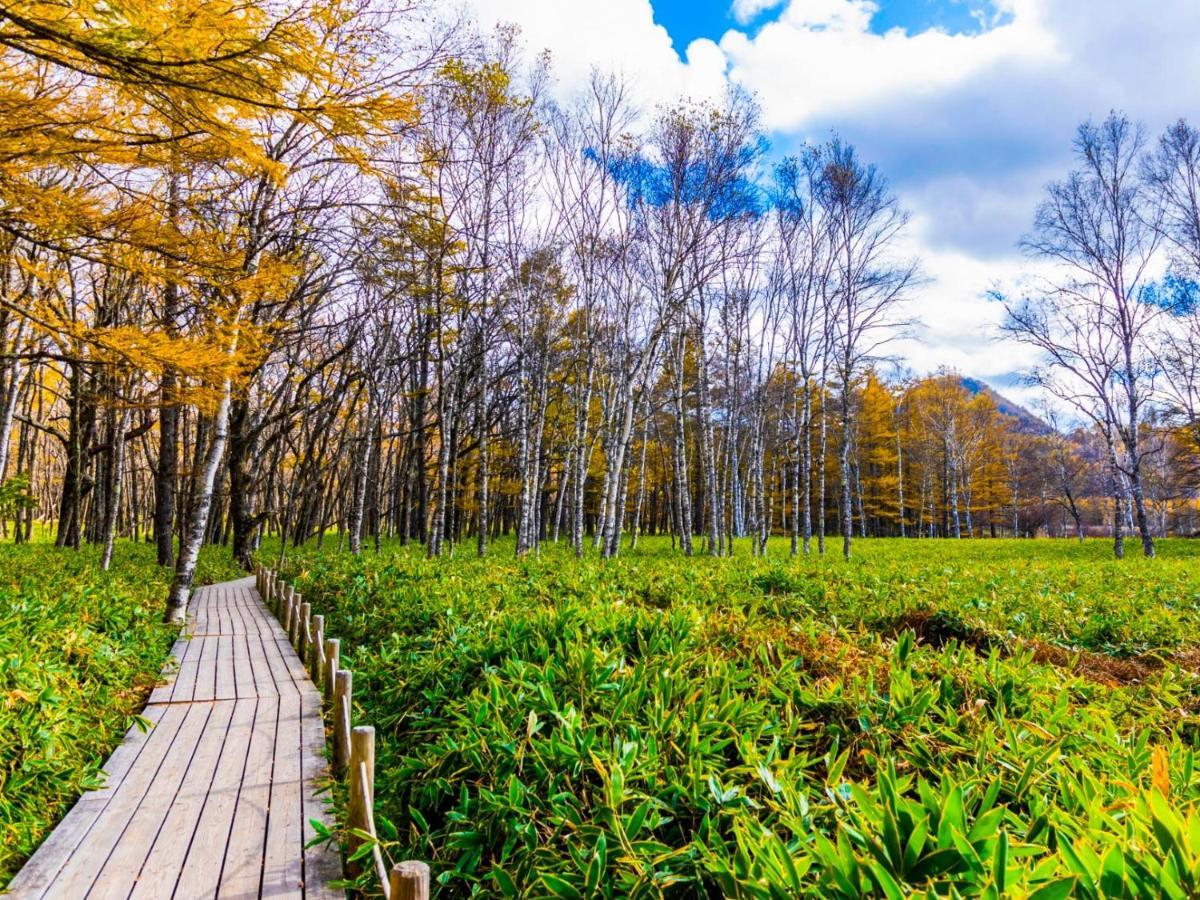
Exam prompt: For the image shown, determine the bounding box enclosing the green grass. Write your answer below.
[270,536,1200,898]
[0,540,243,886]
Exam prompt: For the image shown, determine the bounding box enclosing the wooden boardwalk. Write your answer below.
[7,577,343,899]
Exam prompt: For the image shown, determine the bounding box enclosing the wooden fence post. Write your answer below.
[310,615,325,683]
[289,593,302,646]
[333,669,352,777]
[288,591,297,637]
[298,602,312,657]
[323,639,340,705]
[390,862,431,900]
[283,589,293,636]
[346,725,375,878]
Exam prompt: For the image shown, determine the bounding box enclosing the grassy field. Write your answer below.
[268,536,1200,898]
[0,542,243,886]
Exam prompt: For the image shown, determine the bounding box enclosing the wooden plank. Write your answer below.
[257,688,304,898]
[192,628,220,702]
[127,699,238,900]
[174,697,257,898]
[232,621,259,701]
[215,688,277,895]
[146,638,189,705]
[245,601,284,701]
[169,634,205,703]
[35,702,193,897]
[84,702,215,900]
[214,626,237,702]
[300,688,344,899]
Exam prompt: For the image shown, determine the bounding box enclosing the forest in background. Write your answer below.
[4,0,1200,622]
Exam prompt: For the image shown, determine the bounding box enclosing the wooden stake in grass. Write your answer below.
[309,615,325,683]
[323,639,339,705]
[390,861,431,900]
[333,669,352,777]
[347,725,375,878]
[298,602,311,657]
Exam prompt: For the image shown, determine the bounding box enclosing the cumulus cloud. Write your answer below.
[464,0,727,107]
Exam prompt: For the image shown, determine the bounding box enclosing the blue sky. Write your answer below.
[650,0,1010,51]
[465,0,1200,402]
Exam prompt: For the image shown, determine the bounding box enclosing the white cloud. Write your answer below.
[719,0,1058,131]
[465,0,727,108]
[731,0,787,26]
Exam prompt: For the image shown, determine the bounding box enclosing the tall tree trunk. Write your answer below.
[155,175,181,567]
[1104,426,1125,559]
[630,408,649,551]
[100,406,128,571]
[571,355,594,558]
[817,378,828,555]
[895,409,906,538]
[227,399,259,568]
[671,334,693,557]
[696,323,720,556]
[164,385,231,623]
[839,371,853,560]
[0,323,25,482]
[476,329,490,558]
[348,413,373,556]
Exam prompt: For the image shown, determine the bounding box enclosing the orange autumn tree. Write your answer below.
[857,370,900,531]
[0,0,418,617]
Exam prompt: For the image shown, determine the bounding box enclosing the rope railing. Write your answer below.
[256,565,430,900]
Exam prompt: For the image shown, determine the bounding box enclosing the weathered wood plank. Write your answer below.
[173,696,257,897]
[216,689,277,894]
[127,699,238,900]
[84,702,216,900]
[35,702,194,897]
[300,688,343,898]
[258,688,305,898]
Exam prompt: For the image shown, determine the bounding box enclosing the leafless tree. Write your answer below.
[1007,112,1161,557]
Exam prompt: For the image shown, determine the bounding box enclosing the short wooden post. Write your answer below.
[309,615,325,683]
[390,862,431,900]
[285,588,296,641]
[333,669,352,777]
[346,725,375,878]
[289,593,303,646]
[323,639,340,705]
[298,602,312,657]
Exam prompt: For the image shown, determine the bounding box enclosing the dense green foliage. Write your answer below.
[0,542,242,885]
[274,537,1200,898]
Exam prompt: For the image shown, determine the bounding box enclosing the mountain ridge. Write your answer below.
[959,376,1052,435]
